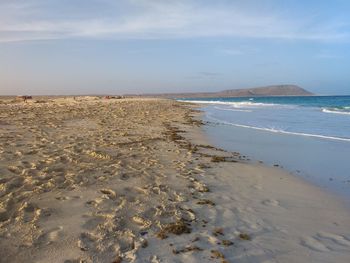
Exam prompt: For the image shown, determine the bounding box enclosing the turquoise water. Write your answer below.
[182,95,350,112]
[180,96,350,198]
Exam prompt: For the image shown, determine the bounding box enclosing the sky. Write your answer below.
[0,0,350,95]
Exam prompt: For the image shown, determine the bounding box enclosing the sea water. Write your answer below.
[179,96,350,198]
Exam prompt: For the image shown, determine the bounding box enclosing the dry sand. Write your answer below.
[0,97,349,263]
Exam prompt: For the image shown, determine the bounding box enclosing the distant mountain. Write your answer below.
[133,85,313,98]
[219,85,313,97]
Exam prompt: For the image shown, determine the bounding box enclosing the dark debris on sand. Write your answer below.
[156,219,192,239]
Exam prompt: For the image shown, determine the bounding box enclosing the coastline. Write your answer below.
[0,97,349,262]
[184,97,350,199]
[181,106,350,262]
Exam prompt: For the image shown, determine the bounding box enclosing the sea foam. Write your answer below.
[322,107,350,115]
[207,115,350,142]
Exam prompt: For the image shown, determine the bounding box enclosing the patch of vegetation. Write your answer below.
[197,184,210,193]
[239,233,251,241]
[156,219,191,239]
[213,227,224,236]
[211,156,227,162]
[197,144,217,149]
[172,245,203,254]
[222,240,234,246]
[211,249,225,259]
[184,112,204,126]
[112,256,123,263]
[163,123,186,142]
[196,199,215,206]
[198,163,211,169]
[185,142,198,153]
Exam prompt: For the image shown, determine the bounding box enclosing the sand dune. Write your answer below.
[0,97,349,262]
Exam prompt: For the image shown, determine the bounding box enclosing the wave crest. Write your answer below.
[178,100,277,108]
[207,115,350,142]
[322,107,350,115]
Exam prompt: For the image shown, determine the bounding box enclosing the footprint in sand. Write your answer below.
[100,188,117,199]
[253,184,263,190]
[317,232,350,248]
[63,259,87,263]
[77,232,98,251]
[173,191,188,202]
[36,226,64,245]
[82,216,105,230]
[300,236,329,252]
[261,199,280,207]
[18,202,41,223]
[132,215,152,229]
[7,166,22,174]
[55,196,69,201]
[120,173,130,180]
[150,255,161,263]
[0,208,10,222]
[179,207,196,222]
[193,181,209,193]
[55,195,81,201]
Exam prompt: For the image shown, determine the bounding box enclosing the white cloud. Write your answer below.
[0,0,348,43]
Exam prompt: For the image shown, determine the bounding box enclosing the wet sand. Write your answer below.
[0,97,349,262]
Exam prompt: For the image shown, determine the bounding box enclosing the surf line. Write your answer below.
[207,115,350,143]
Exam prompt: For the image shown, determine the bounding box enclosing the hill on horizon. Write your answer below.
[134,85,313,98]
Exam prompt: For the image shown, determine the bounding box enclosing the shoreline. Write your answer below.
[0,98,349,262]
[181,104,350,262]
[201,120,350,202]
[185,106,350,201]
[188,99,350,200]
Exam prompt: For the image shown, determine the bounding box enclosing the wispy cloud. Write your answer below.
[0,0,349,43]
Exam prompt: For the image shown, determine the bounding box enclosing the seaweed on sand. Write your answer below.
[156,219,191,239]
[239,233,251,240]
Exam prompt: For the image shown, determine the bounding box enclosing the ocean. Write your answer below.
[179,96,350,199]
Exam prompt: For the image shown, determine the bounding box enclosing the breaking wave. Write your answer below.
[178,100,278,108]
[322,106,350,115]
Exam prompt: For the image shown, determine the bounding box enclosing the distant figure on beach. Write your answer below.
[104,95,123,99]
[17,95,32,103]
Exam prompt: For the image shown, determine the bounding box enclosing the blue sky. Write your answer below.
[0,0,350,95]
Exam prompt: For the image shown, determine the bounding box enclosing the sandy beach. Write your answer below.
[0,97,350,263]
